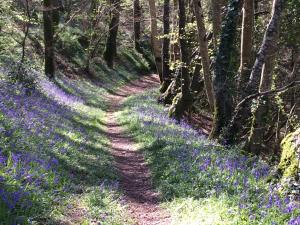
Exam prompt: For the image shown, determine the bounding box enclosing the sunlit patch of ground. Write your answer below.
[118,89,300,225]
[0,66,137,224]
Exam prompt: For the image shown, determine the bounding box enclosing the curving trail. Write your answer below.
[104,74,171,225]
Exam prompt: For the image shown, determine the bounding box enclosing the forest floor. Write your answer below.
[104,74,171,225]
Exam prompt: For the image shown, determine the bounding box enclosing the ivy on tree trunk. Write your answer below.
[161,0,171,93]
[210,0,241,139]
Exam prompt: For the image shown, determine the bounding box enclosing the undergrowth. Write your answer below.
[0,50,145,224]
[118,89,300,225]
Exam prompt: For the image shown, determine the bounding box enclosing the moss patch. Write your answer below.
[278,129,300,178]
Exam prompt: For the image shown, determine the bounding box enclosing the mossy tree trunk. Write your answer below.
[133,0,142,52]
[52,0,62,28]
[148,0,163,81]
[211,0,222,48]
[190,63,204,93]
[192,0,215,111]
[103,0,121,68]
[170,0,180,63]
[169,0,193,120]
[239,0,254,93]
[160,0,171,93]
[43,0,55,79]
[247,0,285,154]
[210,0,242,139]
[158,68,181,105]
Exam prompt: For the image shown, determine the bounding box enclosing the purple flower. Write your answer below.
[0,155,7,165]
[289,216,300,225]
[284,202,298,213]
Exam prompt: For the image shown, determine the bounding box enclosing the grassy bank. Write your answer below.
[118,89,300,225]
[0,50,148,224]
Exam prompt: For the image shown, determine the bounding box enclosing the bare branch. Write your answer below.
[236,80,300,109]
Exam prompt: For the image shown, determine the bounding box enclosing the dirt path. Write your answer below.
[104,74,171,225]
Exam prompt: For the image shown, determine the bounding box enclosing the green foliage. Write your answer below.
[118,89,300,225]
[57,26,85,60]
[281,0,300,51]
[0,49,147,223]
[85,185,133,225]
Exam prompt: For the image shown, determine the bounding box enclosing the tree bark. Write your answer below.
[148,0,163,80]
[20,0,31,64]
[43,0,55,79]
[52,0,61,28]
[192,0,215,111]
[178,0,191,99]
[239,0,254,92]
[103,0,121,68]
[211,0,222,48]
[133,0,142,52]
[247,0,285,154]
[169,0,193,120]
[161,0,171,93]
[248,0,284,91]
[172,0,180,62]
[210,0,242,139]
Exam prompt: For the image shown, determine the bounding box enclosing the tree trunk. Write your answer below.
[178,0,191,99]
[289,52,300,106]
[190,63,204,93]
[239,0,254,92]
[43,0,55,79]
[211,0,222,48]
[248,0,284,91]
[161,0,171,93]
[103,0,121,68]
[192,0,215,111]
[170,0,180,63]
[133,0,142,52]
[247,0,284,154]
[169,0,193,120]
[210,0,242,139]
[20,0,31,64]
[148,0,163,80]
[52,0,61,28]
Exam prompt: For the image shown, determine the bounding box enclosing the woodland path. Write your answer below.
[104,74,171,225]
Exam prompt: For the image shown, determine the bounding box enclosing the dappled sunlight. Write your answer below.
[0,68,130,224]
[167,197,238,225]
[119,89,300,224]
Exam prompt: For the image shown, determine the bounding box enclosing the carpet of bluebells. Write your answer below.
[0,67,133,225]
[119,89,300,225]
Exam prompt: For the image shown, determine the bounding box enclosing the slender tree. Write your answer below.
[43,0,55,79]
[171,0,180,62]
[148,0,163,80]
[161,0,171,93]
[247,0,285,154]
[20,0,31,64]
[178,0,191,101]
[192,0,215,111]
[133,0,142,52]
[239,0,254,92]
[211,0,222,48]
[103,0,121,68]
[210,0,242,139]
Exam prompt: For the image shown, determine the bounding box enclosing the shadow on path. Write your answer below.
[104,74,171,225]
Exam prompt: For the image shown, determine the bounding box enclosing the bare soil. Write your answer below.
[105,74,171,225]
